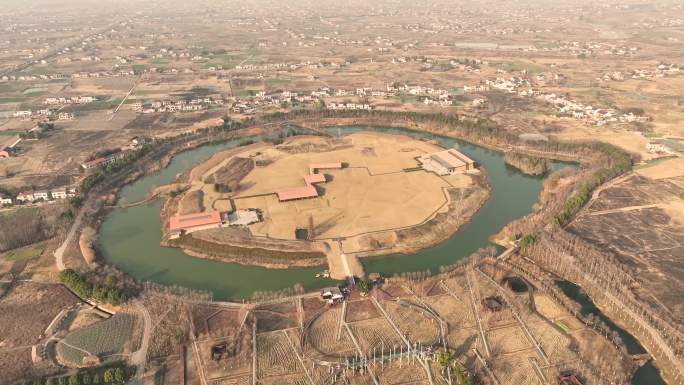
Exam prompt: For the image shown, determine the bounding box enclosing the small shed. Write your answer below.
[321,287,344,304]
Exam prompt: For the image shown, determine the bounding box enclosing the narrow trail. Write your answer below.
[130,302,152,385]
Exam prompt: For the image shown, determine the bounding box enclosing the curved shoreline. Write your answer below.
[154,131,493,270]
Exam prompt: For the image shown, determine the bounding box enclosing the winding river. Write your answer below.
[99,125,567,299]
[97,125,665,384]
[556,281,667,385]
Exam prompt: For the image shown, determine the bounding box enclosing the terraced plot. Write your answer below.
[487,325,532,355]
[259,373,310,385]
[424,294,475,328]
[56,313,136,367]
[526,317,574,363]
[382,301,440,344]
[376,363,427,384]
[305,307,356,358]
[349,318,404,355]
[256,332,301,379]
[491,357,541,385]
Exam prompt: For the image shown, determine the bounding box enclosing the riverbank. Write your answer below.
[503,151,550,175]
[153,131,491,271]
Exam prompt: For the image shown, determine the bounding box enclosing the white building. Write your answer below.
[0,195,12,206]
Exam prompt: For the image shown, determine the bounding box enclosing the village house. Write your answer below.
[419,149,476,175]
[58,112,75,120]
[646,141,673,154]
[81,151,128,170]
[16,191,34,203]
[51,187,77,199]
[33,190,50,201]
[0,194,12,206]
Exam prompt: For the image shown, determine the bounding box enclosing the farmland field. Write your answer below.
[56,313,136,366]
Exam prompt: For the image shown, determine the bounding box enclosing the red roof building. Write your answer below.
[277,163,340,202]
[303,173,326,185]
[169,211,224,232]
[277,186,319,201]
[309,162,342,174]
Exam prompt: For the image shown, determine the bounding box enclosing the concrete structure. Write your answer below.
[277,163,339,202]
[321,287,344,304]
[51,187,76,199]
[34,190,50,201]
[81,151,127,170]
[309,162,343,174]
[227,210,260,226]
[169,210,225,236]
[419,148,475,175]
[277,185,319,201]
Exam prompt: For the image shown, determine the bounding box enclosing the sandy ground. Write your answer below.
[228,132,470,240]
[553,125,657,161]
[635,157,684,180]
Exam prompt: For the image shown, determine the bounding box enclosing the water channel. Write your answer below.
[100,125,567,300]
[99,125,667,384]
[556,280,667,385]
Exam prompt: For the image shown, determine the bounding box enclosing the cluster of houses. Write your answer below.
[391,56,486,73]
[0,187,77,207]
[601,64,681,82]
[646,140,684,155]
[228,83,463,114]
[11,110,73,121]
[460,74,650,127]
[43,96,96,105]
[486,77,531,93]
[536,93,649,126]
[56,56,102,63]
[327,103,373,111]
[80,150,129,170]
[132,98,224,114]
[234,60,347,72]
[543,41,639,57]
[0,70,136,83]
[80,137,148,170]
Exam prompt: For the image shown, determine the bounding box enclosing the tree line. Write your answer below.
[59,269,127,306]
[9,364,129,385]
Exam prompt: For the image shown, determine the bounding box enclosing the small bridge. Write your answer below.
[105,192,159,209]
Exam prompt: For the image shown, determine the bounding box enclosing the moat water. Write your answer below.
[99,125,666,384]
[100,125,567,299]
[556,281,667,385]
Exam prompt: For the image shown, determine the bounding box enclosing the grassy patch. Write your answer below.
[634,156,675,170]
[4,247,44,261]
[21,66,50,76]
[235,89,257,98]
[0,130,22,136]
[23,87,47,96]
[150,58,169,65]
[0,97,26,104]
[555,320,570,334]
[394,92,420,104]
[56,313,135,365]
[265,78,291,85]
[132,64,147,73]
[450,87,464,95]
[498,61,545,74]
[573,88,600,98]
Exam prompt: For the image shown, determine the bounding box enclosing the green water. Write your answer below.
[99,125,567,299]
[555,281,666,385]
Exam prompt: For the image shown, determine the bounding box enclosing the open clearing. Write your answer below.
[196,132,473,240]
